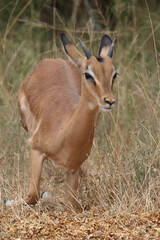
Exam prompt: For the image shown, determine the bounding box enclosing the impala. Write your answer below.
[17,33,117,208]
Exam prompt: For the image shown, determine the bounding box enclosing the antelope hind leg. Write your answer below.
[65,168,79,209]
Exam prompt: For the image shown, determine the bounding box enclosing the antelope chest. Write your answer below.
[44,130,94,171]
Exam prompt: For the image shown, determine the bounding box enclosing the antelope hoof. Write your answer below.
[41,191,52,200]
[4,199,15,207]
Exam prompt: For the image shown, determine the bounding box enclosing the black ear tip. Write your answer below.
[60,32,65,41]
[60,33,71,45]
[102,34,112,38]
[60,32,65,38]
[101,34,113,44]
[99,34,113,56]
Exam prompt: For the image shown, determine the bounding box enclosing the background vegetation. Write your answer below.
[0,0,159,217]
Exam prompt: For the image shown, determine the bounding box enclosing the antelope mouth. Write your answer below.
[99,104,114,112]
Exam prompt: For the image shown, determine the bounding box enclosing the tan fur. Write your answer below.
[18,36,116,207]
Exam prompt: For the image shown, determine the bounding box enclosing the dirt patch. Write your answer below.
[0,206,159,239]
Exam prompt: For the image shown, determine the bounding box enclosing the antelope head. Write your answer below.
[61,33,117,111]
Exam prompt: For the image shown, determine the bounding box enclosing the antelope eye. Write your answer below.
[85,72,93,79]
[84,72,96,86]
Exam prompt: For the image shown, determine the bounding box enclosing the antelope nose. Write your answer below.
[104,98,115,106]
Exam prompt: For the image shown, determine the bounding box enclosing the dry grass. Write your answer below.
[0,0,159,226]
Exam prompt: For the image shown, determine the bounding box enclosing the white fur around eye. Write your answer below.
[112,68,116,79]
[84,69,98,84]
[112,68,118,83]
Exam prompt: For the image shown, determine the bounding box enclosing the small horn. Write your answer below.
[107,37,117,58]
[77,38,92,59]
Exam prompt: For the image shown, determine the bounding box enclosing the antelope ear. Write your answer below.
[61,33,84,68]
[99,34,114,59]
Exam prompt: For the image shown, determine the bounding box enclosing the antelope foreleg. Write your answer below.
[26,149,44,205]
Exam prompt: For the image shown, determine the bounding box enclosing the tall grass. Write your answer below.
[0,0,159,214]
